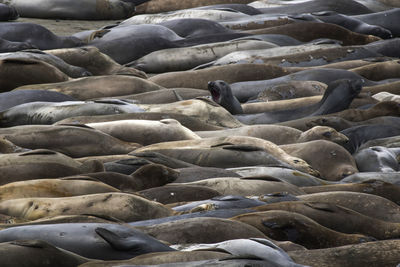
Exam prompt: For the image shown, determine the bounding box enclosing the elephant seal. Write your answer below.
[244,22,379,46]
[302,180,400,206]
[0,124,140,157]
[257,0,373,15]
[0,38,35,52]
[231,210,374,249]
[0,100,144,127]
[354,146,400,172]
[0,192,172,222]
[0,149,104,185]
[231,79,362,124]
[138,185,222,204]
[341,172,400,185]
[0,240,89,267]
[280,140,358,181]
[135,0,254,14]
[15,75,162,100]
[359,135,400,149]
[288,240,400,267]
[197,125,348,145]
[254,81,327,101]
[0,3,18,21]
[341,124,400,153]
[135,135,318,175]
[172,195,266,213]
[294,11,393,39]
[0,223,174,260]
[128,39,278,73]
[0,178,119,201]
[86,119,200,145]
[0,50,92,78]
[230,69,369,102]
[176,177,306,197]
[56,112,225,131]
[78,250,230,267]
[174,167,240,183]
[354,8,400,37]
[0,0,136,19]
[45,46,147,78]
[0,22,84,50]
[0,90,75,112]
[298,191,400,222]
[149,63,291,90]
[137,217,266,245]
[254,201,400,240]
[0,58,69,92]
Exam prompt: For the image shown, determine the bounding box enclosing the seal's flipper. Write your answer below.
[95,227,142,251]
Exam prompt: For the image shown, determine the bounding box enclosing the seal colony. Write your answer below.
[0,0,400,266]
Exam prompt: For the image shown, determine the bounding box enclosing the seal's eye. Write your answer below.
[323,131,332,138]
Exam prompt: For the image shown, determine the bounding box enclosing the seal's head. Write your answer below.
[208,80,231,104]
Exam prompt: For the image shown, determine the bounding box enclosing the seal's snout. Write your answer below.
[208,81,215,88]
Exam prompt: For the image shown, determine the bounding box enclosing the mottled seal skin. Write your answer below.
[0,58,69,92]
[302,180,400,206]
[231,210,374,249]
[288,240,400,267]
[354,146,400,172]
[137,217,267,245]
[0,22,84,50]
[0,223,174,260]
[280,140,358,181]
[254,201,400,240]
[0,240,89,267]
[0,177,119,202]
[0,192,172,222]
[298,191,400,222]
[0,0,136,20]
[172,195,266,213]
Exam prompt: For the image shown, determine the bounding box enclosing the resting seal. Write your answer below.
[208,79,362,124]
[0,3,18,21]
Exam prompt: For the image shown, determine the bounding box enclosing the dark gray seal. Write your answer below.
[0,3,18,21]
[291,11,392,39]
[341,124,400,153]
[210,79,362,124]
[354,8,400,37]
[0,223,174,260]
[0,37,36,52]
[354,146,400,172]
[0,22,84,50]
[0,90,75,112]
[194,4,263,15]
[158,18,235,38]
